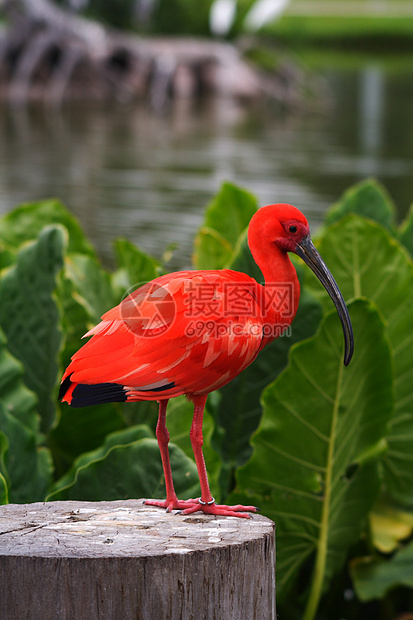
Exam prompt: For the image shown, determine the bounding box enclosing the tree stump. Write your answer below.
[0,499,275,620]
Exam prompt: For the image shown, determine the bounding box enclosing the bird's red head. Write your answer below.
[248,202,354,366]
[248,203,310,255]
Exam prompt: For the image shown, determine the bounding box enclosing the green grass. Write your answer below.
[269,16,413,44]
[260,1,413,45]
[295,45,413,71]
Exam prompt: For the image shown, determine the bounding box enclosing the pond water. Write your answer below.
[0,54,412,270]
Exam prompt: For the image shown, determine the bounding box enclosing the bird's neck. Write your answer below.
[252,244,301,331]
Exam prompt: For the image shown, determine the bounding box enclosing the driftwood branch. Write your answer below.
[0,0,307,107]
[0,499,276,619]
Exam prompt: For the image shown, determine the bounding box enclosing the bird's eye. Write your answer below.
[289,225,298,234]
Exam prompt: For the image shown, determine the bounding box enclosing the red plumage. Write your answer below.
[60,204,353,517]
[61,268,297,402]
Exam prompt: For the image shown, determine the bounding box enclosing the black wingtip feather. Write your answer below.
[59,374,127,407]
[59,375,176,407]
[59,375,73,401]
[70,382,128,407]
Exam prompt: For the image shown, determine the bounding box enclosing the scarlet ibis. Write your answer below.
[60,204,353,518]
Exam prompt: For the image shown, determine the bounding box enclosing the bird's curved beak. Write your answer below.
[294,234,354,366]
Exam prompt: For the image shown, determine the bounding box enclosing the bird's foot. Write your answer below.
[145,497,259,519]
[144,497,199,513]
[180,499,258,519]
[145,497,258,518]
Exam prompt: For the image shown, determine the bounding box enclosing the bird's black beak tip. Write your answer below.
[344,335,354,367]
[344,352,352,367]
[294,235,354,368]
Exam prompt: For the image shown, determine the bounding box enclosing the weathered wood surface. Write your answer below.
[0,499,275,620]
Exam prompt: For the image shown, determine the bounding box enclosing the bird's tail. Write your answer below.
[59,374,127,407]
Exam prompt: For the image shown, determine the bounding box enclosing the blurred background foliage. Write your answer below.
[1,1,413,618]
[53,0,413,42]
[1,179,413,619]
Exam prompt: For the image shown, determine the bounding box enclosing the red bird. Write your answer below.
[60,204,353,517]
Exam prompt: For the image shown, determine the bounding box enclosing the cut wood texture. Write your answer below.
[0,499,275,620]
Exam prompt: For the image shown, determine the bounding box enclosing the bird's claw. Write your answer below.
[145,498,258,518]
[180,501,257,518]
[144,498,200,512]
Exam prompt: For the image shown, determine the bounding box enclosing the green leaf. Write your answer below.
[194,182,258,269]
[0,199,95,257]
[0,402,53,503]
[0,326,53,499]
[369,498,413,553]
[0,431,9,504]
[227,230,264,285]
[351,540,413,601]
[398,202,413,256]
[0,471,8,504]
[0,226,66,432]
[113,238,161,293]
[304,215,413,507]
[325,178,396,231]
[232,300,392,615]
[56,272,93,370]
[0,246,15,271]
[48,429,200,502]
[48,425,154,499]
[49,402,126,477]
[120,399,158,430]
[0,327,39,433]
[64,253,117,324]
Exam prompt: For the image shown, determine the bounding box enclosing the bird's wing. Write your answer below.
[63,270,266,399]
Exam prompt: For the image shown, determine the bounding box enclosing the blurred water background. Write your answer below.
[0,26,412,269]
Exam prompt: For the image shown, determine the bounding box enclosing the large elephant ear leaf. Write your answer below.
[0,327,39,433]
[48,431,199,503]
[0,327,52,502]
[0,402,52,503]
[231,300,393,614]
[112,238,161,293]
[398,202,413,256]
[351,538,413,602]
[194,182,258,270]
[0,199,95,257]
[0,226,66,433]
[305,215,413,508]
[324,178,396,231]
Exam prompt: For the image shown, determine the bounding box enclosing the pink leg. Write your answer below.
[180,395,258,518]
[145,399,198,512]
